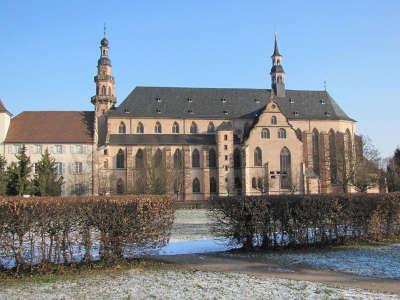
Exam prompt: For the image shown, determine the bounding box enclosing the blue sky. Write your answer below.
[0,0,399,157]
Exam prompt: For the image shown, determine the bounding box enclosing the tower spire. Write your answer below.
[103,22,107,38]
[270,33,285,97]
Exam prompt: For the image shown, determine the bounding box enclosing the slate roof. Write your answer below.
[109,134,216,145]
[216,121,233,131]
[109,87,354,121]
[5,111,94,143]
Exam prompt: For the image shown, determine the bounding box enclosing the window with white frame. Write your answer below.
[54,145,63,153]
[73,162,83,174]
[9,144,21,154]
[33,144,42,154]
[72,145,84,154]
[55,162,64,175]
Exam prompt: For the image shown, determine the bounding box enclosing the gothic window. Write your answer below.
[173,149,183,168]
[118,122,126,134]
[210,177,217,194]
[254,147,262,167]
[172,122,179,134]
[312,129,320,176]
[190,122,198,134]
[329,130,338,184]
[116,149,125,169]
[207,122,215,133]
[280,147,291,189]
[271,116,277,125]
[252,177,257,189]
[101,86,107,95]
[135,149,144,169]
[234,148,241,168]
[192,149,200,168]
[208,148,217,168]
[261,128,270,139]
[192,178,200,193]
[153,148,163,168]
[137,122,144,134]
[278,128,287,139]
[116,178,124,194]
[154,122,162,133]
[296,128,302,141]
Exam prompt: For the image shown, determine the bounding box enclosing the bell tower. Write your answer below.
[91,28,116,117]
[270,33,286,97]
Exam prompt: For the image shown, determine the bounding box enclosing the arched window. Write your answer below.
[135,149,144,169]
[208,148,217,168]
[271,116,277,125]
[136,122,144,134]
[295,128,302,141]
[251,177,257,189]
[101,86,107,95]
[234,177,242,190]
[278,128,286,139]
[280,147,291,189]
[116,149,125,169]
[172,122,179,134]
[312,129,320,175]
[210,177,217,194]
[234,148,241,168]
[154,122,162,133]
[345,129,353,166]
[116,178,124,194]
[207,122,215,133]
[190,122,198,134]
[118,122,126,134]
[108,87,112,96]
[261,128,270,139]
[254,147,262,167]
[173,149,183,168]
[153,148,163,168]
[192,149,200,168]
[329,130,338,184]
[192,178,200,193]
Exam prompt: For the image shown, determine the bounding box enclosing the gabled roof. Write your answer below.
[109,86,354,121]
[5,111,94,143]
[0,99,11,116]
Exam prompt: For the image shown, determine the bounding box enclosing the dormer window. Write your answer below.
[156,108,161,113]
[293,111,299,117]
[223,110,229,115]
[320,99,326,104]
[187,109,193,114]
[289,98,294,104]
[254,99,260,104]
[187,97,192,102]
[123,107,129,113]
[324,112,331,117]
[221,98,227,103]
[156,97,161,102]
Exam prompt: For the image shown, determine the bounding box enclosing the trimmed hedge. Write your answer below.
[0,195,174,272]
[210,193,400,249]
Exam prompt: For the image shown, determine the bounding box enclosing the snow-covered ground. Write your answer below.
[1,269,398,300]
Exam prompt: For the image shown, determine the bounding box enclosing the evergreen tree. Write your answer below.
[6,162,19,195]
[0,155,7,195]
[6,145,32,196]
[33,149,63,196]
[387,148,400,192]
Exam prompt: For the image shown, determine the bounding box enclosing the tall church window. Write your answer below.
[271,116,277,125]
[116,179,124,194]
[261,128,270,139]
[280,147,291,189]
[116,149,125,169]
[329,130,338,184]
[345,129,353,166]
[278,128,287,139]
[209,148,217,168]
[101,86,107,96]
[135,149,144,169]
[192,178,200,193]
[137,122,144,134]
[192,149,200,168]
[172,122,179,134]
[190,122,198,134]
[210,177,217,194]
[118,122,126,134]
[312,129,320,176]
[207,122,215,133]
[108,87,112,96]
[254,147,262,167]
[173,149,183,168]
[154,122,162,133]
[252,177,257,189]
[153,148,163,168]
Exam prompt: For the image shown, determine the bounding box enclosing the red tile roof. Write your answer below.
[0,99,11,115]
[5,111,94,143]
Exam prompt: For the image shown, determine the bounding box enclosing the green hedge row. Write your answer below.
[210,193,400,249]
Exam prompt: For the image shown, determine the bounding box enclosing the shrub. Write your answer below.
[0,195,174,272]
[210,193,400,249]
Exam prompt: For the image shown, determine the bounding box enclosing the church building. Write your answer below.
[0,34,358,200]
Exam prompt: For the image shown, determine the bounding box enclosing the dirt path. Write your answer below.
[155,253,400,295]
